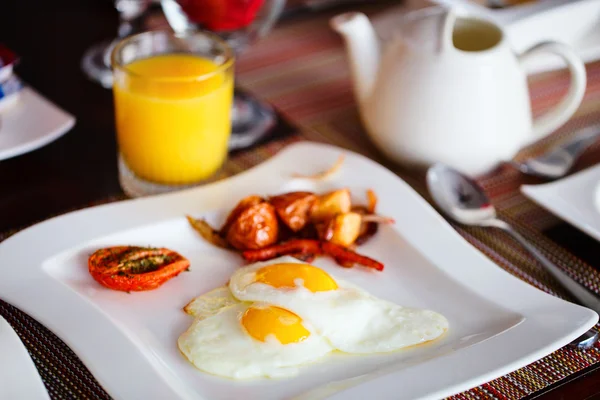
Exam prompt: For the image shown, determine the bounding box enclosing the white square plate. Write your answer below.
[522,164,600,241]
[0,143,596,400]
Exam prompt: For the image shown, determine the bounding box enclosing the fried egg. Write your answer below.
[228,256,449,354]
[179,257,448,379]
[183,286,237,320]
[178,302,333,379]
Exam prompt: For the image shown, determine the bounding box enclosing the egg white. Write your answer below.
[228,257,449,354]
[184,286,238,319]
[178,303,333,379]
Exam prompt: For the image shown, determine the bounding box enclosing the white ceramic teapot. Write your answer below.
[331,7,587,176]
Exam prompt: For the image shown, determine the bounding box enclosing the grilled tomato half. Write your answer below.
[88,246,190,292]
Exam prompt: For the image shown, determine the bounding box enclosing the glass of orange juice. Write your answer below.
[111,30,234,197]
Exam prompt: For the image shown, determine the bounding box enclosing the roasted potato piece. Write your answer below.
[324,212,362,247]
[356,220,378,246]
[270,191,317,232]
[221,195,264,235]
[351,206,376,245]
[310,189,351,222]
[226,202,279,250]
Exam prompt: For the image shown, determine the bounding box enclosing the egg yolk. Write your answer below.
[254,263,338,292]
[241,305,310,344]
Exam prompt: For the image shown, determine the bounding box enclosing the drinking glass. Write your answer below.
[161,0,286,150]
[111,30,235,197]
[81,0,152,88]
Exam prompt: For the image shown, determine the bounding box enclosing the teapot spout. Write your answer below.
[331,12,380,105]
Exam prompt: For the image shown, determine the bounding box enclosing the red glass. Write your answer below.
[177,0,266,31]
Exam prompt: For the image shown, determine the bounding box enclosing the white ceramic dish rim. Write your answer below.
[522,164,600,242]
[0,142,596,400]
[0,86,75,161]
[0,315,50,400]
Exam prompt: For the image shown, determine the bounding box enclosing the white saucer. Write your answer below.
[522,164,600,242]
[0,86,75,161]
[0,315,50,399]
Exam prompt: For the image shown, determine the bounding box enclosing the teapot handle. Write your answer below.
[518,42,586,143]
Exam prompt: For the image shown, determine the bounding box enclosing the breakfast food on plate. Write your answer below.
[88,246,190,292]
[241,239,384,271]
[178,257,448,379]
[269,191,317,232]
[187,188,392,270]
[178,303,333,379]
[226,201,279,250]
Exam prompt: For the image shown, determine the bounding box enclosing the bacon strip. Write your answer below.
[242,239,384,271]
[291,253,316,263]
[243,239,321,260]
[322,242,383,271]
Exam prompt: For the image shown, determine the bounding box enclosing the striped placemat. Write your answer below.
[2,4,600,400]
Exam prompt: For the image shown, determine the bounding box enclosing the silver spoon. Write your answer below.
[427,163,600,349]
[512,125,600,179]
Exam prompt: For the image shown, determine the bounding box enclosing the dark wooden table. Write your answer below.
[2,0,600,399]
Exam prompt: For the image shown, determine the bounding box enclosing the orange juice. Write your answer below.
[113,54,234,185]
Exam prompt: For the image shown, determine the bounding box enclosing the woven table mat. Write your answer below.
[3,5,600,400]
